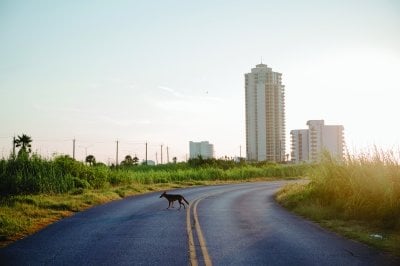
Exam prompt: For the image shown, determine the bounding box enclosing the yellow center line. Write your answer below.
[186,201,198,266]
[186,195,213,266]
[186,185,261,265]
[193,198,212,266]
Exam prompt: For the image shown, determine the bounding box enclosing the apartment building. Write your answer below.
[291,120,344,163]
[189,141,214,159]
[245,63,286,162]
[290,129,309,162]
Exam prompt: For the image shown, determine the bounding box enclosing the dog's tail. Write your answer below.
[183,197,189,205]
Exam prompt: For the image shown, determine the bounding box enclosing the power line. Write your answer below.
[34,139,71,142]
[0,136,183,163]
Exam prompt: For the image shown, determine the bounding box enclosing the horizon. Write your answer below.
[1,1,400,163]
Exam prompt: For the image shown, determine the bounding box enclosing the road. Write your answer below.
[0,181,398,265]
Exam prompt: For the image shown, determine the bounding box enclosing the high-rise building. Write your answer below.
[290,120,345,163]
[189,141,214,159]
[245,63,286,161]
[290,129,309,162]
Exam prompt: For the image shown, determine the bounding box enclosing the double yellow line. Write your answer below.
[186,196,212,266]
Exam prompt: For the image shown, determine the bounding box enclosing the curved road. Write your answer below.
[0,181,398,265]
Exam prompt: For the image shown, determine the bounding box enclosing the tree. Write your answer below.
[121,155,133,166]
[14,134,32,158]
[172,157,177,164]
[132,156,139,165]
[121,155,139,166]
[85,155,96,166]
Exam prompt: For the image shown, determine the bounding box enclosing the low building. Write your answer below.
[291,120,344,163]
[142,160,155,166]
[189,141,214,159]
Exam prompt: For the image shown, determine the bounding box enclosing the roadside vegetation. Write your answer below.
[277,150,400,256]
[0,155,307,196]
[0,136,307,247]
[4,134,398,256]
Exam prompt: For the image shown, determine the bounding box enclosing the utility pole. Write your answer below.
[12,136,16,158]
[240,145,242,158]
[145,142,148,165]
[167,146,169,163]
[156,152,158,165]
[116,140,119,167]
[73,139,76,160]
[160,145,163,164]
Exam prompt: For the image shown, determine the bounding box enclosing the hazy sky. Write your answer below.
[1,0,400,163]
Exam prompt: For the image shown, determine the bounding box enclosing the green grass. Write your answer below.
[0,180,209,247]
[0,154,308,247]
[0,155,308,195]
[0,178,284,248]
[276,151,400,256]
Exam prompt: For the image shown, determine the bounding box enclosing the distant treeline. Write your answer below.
[0,155,309,195]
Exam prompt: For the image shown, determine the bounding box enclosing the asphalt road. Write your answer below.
[0,181,398,265]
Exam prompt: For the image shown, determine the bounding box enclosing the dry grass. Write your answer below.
[276,150,400,256]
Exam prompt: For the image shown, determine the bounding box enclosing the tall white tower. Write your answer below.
[245,63,286,162]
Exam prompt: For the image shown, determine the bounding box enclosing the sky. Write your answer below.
[1,0,400,163]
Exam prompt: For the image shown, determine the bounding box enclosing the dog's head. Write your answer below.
[159,191,166,198]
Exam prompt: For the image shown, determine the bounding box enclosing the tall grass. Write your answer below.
[0,154,308,196]
[0,155,110,194]
[278,150,400,230]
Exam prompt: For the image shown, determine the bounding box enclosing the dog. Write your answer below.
[159,191,189,210]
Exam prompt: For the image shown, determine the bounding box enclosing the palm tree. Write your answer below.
[121,155,133,166]
[132,156,139,165]
[14,134,32,157]
[85,155,96,166]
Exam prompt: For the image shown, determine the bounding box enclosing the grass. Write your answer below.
[0,178,284,248]
[276,150,400,256]
[4,150,400,256]
[0,155,307,195]
[0,154,307,247]
[0,180,218,247]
